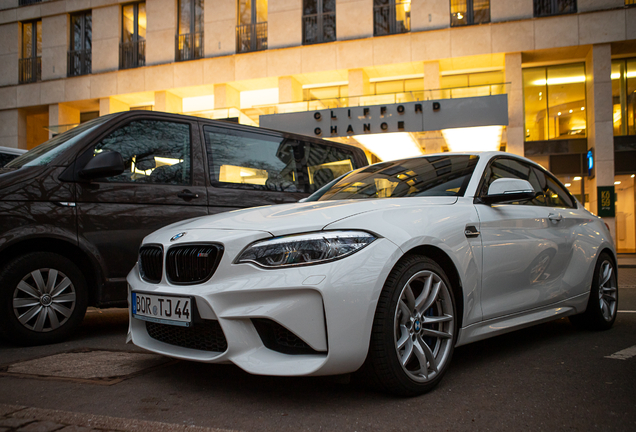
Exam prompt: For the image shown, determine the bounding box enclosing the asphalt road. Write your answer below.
[1,270,635,432]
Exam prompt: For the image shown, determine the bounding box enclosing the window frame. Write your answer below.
[450,0,490,27]
[302,0,336,45]
[533,0,577,18]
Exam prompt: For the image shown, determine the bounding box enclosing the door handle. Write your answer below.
[465,224,480,238]
[548,213,563,222]
[177,189,199,201]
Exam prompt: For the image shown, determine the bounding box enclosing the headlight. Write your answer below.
[235,231,377,268]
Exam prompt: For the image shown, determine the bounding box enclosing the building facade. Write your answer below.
[0,0,635,252]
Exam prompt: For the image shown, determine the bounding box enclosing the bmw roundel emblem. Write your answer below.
[414,320,421,332]
[171,232,187,241]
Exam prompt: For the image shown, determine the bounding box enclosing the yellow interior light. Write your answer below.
[441,125,504,153]
[353,133,423,162]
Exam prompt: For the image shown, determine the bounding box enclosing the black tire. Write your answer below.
[0,252,88,345]
[569,252,618,331]
[362,255,458,396]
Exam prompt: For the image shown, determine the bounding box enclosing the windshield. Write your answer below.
[5,116,111,169]
[306,155,479,201]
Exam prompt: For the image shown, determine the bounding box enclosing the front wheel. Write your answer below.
[569,252,618,331]
[0,252,88,345]
[363,255,457,396]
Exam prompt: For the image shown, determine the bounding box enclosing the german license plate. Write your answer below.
[132,292,192,327]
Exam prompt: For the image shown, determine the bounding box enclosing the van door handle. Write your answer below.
[548,213,563,222]
[177,190,199,201]
[465,224,480,238]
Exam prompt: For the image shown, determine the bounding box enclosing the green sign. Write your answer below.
[597,186,615,217]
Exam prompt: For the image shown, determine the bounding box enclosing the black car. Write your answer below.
[0,111,368,345]
[0,146,26,167]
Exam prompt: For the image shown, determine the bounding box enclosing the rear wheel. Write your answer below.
[569,252,617,331]
[0,252,88,345]
[363,255,457,396]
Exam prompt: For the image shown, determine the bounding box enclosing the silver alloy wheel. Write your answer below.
[394,270,454,382]
[12,268,77,332]
[598,260,617,322]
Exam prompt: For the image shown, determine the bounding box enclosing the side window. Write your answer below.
[204,126,300,192]
[93,120,191,185]
[480,158,545,206]
[304,141,355,192]
[545,174,576,208]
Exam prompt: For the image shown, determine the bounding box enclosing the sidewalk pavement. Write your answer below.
[0,404,237,432]
[617,254,636,268]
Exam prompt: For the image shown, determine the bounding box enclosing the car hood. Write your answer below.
[158,197,458,237]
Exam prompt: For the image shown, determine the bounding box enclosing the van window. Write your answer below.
[204,126,300,192]
[204,125,357,193]
[93,120,191,185]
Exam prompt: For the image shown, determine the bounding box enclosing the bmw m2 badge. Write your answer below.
[170,232,186,241]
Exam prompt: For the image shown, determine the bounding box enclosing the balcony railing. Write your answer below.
[19,57,41,84]
[67,49,91,77]
[374,2,410,36]
[119,40,145,70]
[302,13,336,45]
[534,0,577,17]
[19,0,44,5]
[176,32,204,62]
[236,22,267,53]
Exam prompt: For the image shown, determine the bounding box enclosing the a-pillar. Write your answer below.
[278,76,302,104]
[48,103,80,139]
[505,52,524,156]
[214,84,240,109]
[99,97,130,116]
[348,69,370,98]
[155,91,183,113]
[585,43,615,241]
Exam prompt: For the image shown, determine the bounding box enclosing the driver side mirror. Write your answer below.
[481,178,538,205]
[79,151,125,180]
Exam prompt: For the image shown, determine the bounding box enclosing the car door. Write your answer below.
[75,116,208,304]
[475,157,573,320]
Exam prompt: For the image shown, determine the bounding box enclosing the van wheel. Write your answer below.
[0,252,88,345]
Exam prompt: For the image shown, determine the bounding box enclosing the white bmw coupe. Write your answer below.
[127,152,617,396]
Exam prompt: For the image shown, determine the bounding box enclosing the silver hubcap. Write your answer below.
[598,260,617,322]
[394,270,454,383]
[12,268,76,332]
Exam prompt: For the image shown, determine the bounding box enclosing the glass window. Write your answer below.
[523,63,587,142]
[544,174,575,208]
[373,0,411,36]
[205,126,299,192]
[177,0,204,60]
[305,142,355,192]
[69,11,92,76]
[612,58,636,136]
[93,120,191,185]
[309,155,478,201]
[479,158,546,206]
[303,0,336,45]
[120,3,146,69]
[534,0,576,17]
[451,0,490,27]
[237,0,268,53]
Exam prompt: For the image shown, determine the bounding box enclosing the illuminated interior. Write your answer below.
[441,125,504,152]
[219,164,269,185]
[353,133,424,161]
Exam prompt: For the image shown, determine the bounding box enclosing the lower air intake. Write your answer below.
[146,320,228,353]
[252,318,326,355]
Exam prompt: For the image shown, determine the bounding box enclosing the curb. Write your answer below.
[0,404,239,432]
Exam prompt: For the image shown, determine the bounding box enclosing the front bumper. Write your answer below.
[127,228,402,376]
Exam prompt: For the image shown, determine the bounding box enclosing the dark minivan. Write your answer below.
[0,111,368,345]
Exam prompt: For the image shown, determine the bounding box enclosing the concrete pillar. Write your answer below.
[585,44,615,241]
[214,84,240,109]
[0,109,27,150]
[155,91,183,113]
[278,76,303,103]
[41,15,68,80]
[505,53,524,156]
[269,0,302,49]
[204,0,236,57]
[99,97,130,116]
[423,61,441,100]
[48,103,80,139]
[0,23,19,87]
[146,0,177,65]
[348,68,370,97]
[337,0,373,41]
[92,6,120,73]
